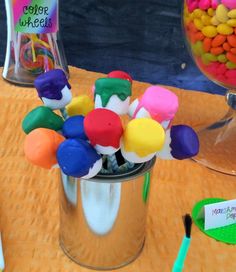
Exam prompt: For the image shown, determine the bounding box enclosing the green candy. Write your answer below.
[192,41,204,57]
[22,106,64,134]
[203,53,218,62]
[226,61,236,69]
[218,54,227,63]
[95,78,131,107]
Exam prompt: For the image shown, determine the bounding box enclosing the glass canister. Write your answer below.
[3,0,69,86]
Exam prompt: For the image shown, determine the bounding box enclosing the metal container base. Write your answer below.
[60,238,145,271]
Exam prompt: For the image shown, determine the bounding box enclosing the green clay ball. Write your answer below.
[22,106,64,134]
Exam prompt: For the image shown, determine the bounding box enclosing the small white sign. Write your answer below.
[197,199,236,231]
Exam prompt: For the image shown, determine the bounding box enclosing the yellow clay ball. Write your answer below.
[123,118,165,157]
[66,95,94,116]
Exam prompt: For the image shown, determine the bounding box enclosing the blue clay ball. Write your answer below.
[62,115,87,140]
[57,138,101,177]
[170,125,199,160]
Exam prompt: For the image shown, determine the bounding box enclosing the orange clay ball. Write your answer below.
[24,128,65,169]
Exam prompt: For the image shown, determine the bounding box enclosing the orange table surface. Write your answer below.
[0,66,235,272]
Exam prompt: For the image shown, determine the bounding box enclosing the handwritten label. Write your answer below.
[197,199,236,230]
[13,0,58,34]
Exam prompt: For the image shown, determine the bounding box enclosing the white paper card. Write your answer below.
[197,199,236,231]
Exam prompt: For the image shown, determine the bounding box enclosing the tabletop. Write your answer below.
[0,66,235,272]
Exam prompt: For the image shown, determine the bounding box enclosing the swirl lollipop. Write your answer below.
[129,86,179,129]
[57,139,102,179]
[121,118,165,163]
[34,69,72,110]
[20,42,54,75]
[24,128,65,169]
[157,125,200,160]
[94,78,132,115]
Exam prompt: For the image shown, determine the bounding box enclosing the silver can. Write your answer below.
[59,157,156,270]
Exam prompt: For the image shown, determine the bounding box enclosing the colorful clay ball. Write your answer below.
[22,106,64,134]
[57,139,102,179]
[108,70,133,84]
[170,125,200,159]
[62,115,87,140]
[121,118,165,163]
[84,108,123,155]
[24,128,65,169]
[34,69,72,110]
[94,78,132,115]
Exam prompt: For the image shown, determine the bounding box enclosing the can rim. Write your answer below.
[88,157,156,183]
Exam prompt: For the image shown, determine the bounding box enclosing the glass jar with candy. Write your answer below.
[3,0,69,86]
[182,0,236,175]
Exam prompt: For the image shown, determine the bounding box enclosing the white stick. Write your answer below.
[0,233,5,271]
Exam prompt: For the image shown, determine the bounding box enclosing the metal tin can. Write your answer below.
[59,157,156,270]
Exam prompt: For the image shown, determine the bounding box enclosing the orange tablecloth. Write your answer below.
[0,66,235,272]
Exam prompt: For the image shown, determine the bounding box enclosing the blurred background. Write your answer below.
[0,0,225,94]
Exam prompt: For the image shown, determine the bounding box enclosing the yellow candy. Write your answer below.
[216,4,229,23]
[193,9,204,18]
[201,15,212,26]
[218,54,227,63]
[123,118,165,157]
[217,23,234,35]
[227,19,236,27]
[194,18,204,30]
[66,95,94,117]
[211,16,220,26]
[207,8,215,17]
[226,61,236,69]
[228,9,236,19]
[202,26,218,38]
[190,13,195,21]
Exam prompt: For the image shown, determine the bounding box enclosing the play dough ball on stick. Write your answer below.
[157,125,200,160]
[62,116,87,140]
[121,118,165,163]
[57,139,102,179]
[108,70,133,84]
[66,95,94,117]
[94,78,132,115]
[22,106,64,134]
[84,109,123,155]
[129,86,179,129]
[34,69,72,110]
[24,128,65,169]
